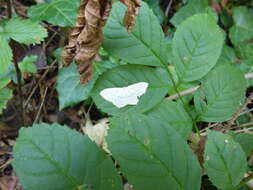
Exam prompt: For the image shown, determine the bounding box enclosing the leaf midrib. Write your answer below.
[212,137,233,187]
[198,78,240,120]
[27,138,80,188]
[126,124,184,189]
[110,9,166,66]
[34,0,74,25]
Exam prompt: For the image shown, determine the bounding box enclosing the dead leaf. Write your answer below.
[124,184,135,190]
[190,134,206,165]
[0,122,18,138]
[62,0,141,85]
[62,0,112,85]
[82,116,110,154]
[0,173,19,190]
[61,0,87,68]
[119,0,141,32]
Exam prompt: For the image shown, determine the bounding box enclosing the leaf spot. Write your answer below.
[144,138,150,146]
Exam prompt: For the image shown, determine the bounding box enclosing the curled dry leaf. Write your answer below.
[62,0,140,85]
[62,0,112,85]
[119,0,141,32]
[82,117,111,154]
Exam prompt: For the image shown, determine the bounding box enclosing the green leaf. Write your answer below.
[53,47,63,63]
[4,17,47,45]
[170,0,217,27]
[91,65,170,116]
[0,77,10,89]
[172,14,224,82]
[234,133,253,156]
[0,88,12,114]
[194,64,246,122]
[107,113,201,190]
[204,130,247,190]
[0,64,18,84]
[103,2,168,66]
[57,61,118,110]
[0,36,12,75]
[19,56,37,74]
[216,45,237,66]
[145,100,192,140]
[57,63,98,110]
[229,6,253,45]
[143,0,165,23]
[28,0,80,27]
[12,123,123,190]
[235,42,253,62]
[93,61,119,75]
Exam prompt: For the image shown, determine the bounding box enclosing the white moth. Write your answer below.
[100,82,149,108]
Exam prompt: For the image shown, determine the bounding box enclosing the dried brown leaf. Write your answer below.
[124,184,135,190]
[62,0,112,85]
[61,0,87,67]
[119,0,141,32]
[83,117,111,154]
[61,0,140,85]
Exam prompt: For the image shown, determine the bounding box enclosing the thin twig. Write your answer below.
[236,122,253,129]
[0,158,13,169]
[33,87,48,124]
[199,122,222,133]
[165,0,174,17]
[232,173,253,190]
[226,93,253,128]
[239,107,253,117]
[167,86,200,100]
[24,60,57,108]
[167,72,253,100]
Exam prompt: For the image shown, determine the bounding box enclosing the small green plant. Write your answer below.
[0,14,47,114]
[0,0,253,189]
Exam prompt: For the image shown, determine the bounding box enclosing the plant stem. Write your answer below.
[163,65,200,136]
[232,174,253,190]
[226,92,253,128]
[13,54,25,126]
[166,72,253,101]
[6,0,12,19]
[6,0,25,125]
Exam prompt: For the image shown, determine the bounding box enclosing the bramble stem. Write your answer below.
[12,51,25,126]
[6,0,25,126]
[6,0,12,19]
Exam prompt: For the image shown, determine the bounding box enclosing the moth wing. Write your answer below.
[100,87,128,108]
[100,88,120,103]
[99,82,149,108]
[120,94,139,106]
[127,82,149,97]
[109,87,138,108]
